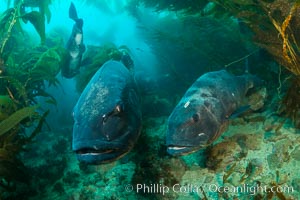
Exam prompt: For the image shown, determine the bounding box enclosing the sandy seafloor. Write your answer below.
[14,95,300,200]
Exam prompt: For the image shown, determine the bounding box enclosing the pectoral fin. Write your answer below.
[229,105,251,119]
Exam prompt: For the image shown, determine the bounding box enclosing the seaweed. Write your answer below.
[208,0,300,126]
[0,0,53,46]
[0,47,59,195]
[18,0,52,24]
[136,0,210,14]
[278,76,300,127]
[0,2,63,195]
[21,11,46,44]
[137,0,300,128]
[31,46,66,85]
[0,95,16,121]
[211,1,300,75]
[0,105,38,136]
[0,6,19,56]
[0,108,49,192]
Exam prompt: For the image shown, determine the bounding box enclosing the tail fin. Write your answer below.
[69,2,78,21]
[69,2,83,30]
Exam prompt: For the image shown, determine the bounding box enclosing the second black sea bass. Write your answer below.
[72,61,142,164]
[166,70,263,156]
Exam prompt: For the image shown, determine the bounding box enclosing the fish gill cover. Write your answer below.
[0,0,299,199]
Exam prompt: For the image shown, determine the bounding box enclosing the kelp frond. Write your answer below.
[265,2,300,75]
[0,6,18,55]
[213,0,300,76]
[136,0,210,14]
[210,0,300,127]
[0,105,38,136]
[279,76,300,128]
[1,0,53,47]
[0,108,48,190]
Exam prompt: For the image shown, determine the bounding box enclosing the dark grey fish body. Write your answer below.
[62,2,86,78]
[167,70,261,155]
[72,61,142,164]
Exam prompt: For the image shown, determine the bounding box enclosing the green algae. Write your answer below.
[0,105,38,136]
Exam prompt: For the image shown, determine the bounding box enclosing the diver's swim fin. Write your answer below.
[69,2,78,21]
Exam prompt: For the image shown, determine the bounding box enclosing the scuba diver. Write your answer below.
[62,2,86,78]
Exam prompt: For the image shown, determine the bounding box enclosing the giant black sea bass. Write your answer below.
[166,70,263,156]
[72,61,142,164]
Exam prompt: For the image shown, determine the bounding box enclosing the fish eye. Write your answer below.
[192,113,200,122]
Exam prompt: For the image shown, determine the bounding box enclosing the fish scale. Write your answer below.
[72,61,142,164]
[166,70,263,156]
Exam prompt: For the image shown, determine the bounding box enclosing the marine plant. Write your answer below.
[138,0,300,128]
[0,46,52,190]
[208,0,300,128]
[278,77,300,128]
[0,1,65,195]
[0,60,55,194]
[0,106,49,191]
[1,0,53,49]
[137,0,210,13]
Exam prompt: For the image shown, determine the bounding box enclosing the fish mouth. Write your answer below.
[75,147,129,164]
[167,145,199,156]
[76,148,120,155]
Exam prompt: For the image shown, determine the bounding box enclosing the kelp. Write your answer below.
[211,0,300,76]
[0,2,62,193]
[0,6,19,56]
[0,0,53,46]
[136,0,210,14]
[0,95,16,121]
[0,105,38,136]
[0,45,63,108]
[139,13,250,84]
[139,0,300,127]
[21,11,46,44]
[1,76,29,106]
[138,0,300,74]
[31,46,66,85]
[209,0,300,126]
[0,109,49,191]
[278,76,300,128]
[18,0,52,24]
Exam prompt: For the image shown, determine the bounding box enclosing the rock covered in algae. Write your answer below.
[231,133,263,150]
[0,95,15,121]
[206,141,243,171]
[290,145,300,161]
[247,87,267,111]
[267,139,291,170]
